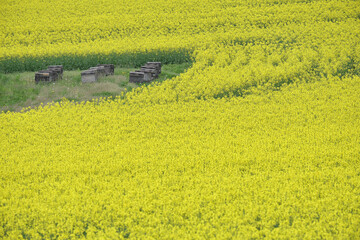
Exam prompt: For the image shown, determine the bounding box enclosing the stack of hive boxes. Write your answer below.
[35,65,63,83]
[81,64,114,83]
[129,62,161,83]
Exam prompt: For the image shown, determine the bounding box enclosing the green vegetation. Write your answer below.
[0,73,40,111]
[158,62,193,82]
[0,50,193,73]
[0,63,192,112]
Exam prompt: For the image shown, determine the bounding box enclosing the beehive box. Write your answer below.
[140,66,159,79]
[145,62,161,73]
[35,70,57,83]
[138,71,153,82]
[48,65,63,80]
[89,66,106,78]
[144,72,153,82]
[97,64,114,76]
[81,70,98,83]
[129,71,145,83]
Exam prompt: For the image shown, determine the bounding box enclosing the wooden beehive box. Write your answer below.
[35,70,57,83]
[129,71,146,83]
[140,66,159,79]
[81,70,98,83]
[90,66,106,78]
[48,65,63,80]
[97,64,114,76]
[135,70,154,81]
[145,62,161,73]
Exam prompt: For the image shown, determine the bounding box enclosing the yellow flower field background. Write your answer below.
[1,0,360,239]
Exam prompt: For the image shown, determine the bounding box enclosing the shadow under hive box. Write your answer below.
[48,65,63,79]
[81,69,98,83]
[97,64,114,76]
[35,70,58,83]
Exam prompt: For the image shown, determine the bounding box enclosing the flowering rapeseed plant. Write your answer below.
[1,76,360,238]
[1,0,360,238]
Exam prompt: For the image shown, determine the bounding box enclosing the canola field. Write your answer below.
[1,0,360,239]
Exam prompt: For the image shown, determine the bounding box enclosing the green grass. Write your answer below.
[0,63,192,113]
[0,73,40,108]
[157,62,193,82]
